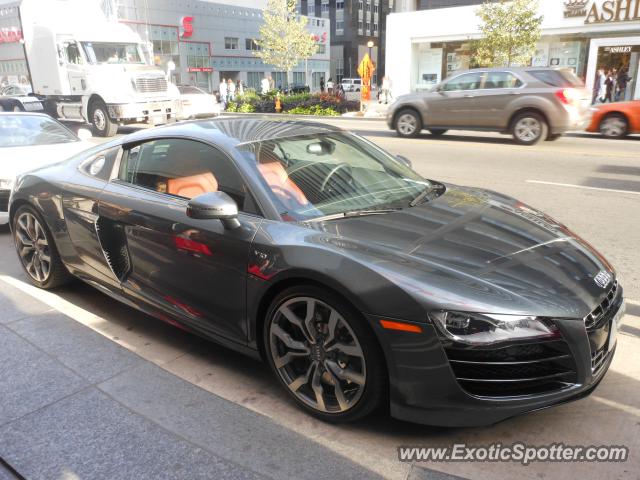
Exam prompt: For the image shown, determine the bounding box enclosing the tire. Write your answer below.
[546,133,562,141]
[12,103,23,112]
[599,113,628,138]
[511,111,548,146]
[429,129,448,136]
[395,109,422,138]
[89,100,118,137]
[12,205,73,289]
[263,285,387,423]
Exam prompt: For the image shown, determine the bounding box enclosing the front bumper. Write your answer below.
[368,285,624,427]
[107,100,179,124]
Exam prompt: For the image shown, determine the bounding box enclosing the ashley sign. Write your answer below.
[564,0,640,23]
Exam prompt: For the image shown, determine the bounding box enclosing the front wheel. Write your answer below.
[89,100,118,137]
[13,206,72,289]
[395,109,422,138]
[264,285,386,423]
[511,112,548,146]
[599,113,628,138]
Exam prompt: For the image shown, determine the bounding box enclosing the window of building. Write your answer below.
[292,72,306,85]
[336,20,344,30]
[358,1,363,10]
[358,21,363,29]
[224,37,239,50]
[272,72,288,89]
[245,38,261,51]
[336,0,344,8]
[308,3,315,16]
[316,43,326,55]
[247,72,264,91]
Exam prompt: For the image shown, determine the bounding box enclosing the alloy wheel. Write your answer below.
[268,296,367,413]
[15,212,52,283]
[514,117,542,143]
[397,113,418,136]
[600,116,627,138]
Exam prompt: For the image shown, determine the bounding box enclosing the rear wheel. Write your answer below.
[395,109,422,138]
[13,206,72,289]
[264,285,386,423]
[428,129,448,136]
[89,100,118,137]
[599,113,628,138]
[511,112,548,146]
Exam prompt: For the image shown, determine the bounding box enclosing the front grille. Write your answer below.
[134,76,168,93]
[591,345,608,374]
[445,340,577,397]
[0,189,9,212]
[585,281,618,330]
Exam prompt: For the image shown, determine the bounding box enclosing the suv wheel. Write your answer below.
[395,109,422,138]
[511,112,548,146]
[600,113,628,138]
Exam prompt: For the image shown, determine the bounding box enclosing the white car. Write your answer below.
[177,86,221,120]
[0,113,92,225]
[0,85,44,113]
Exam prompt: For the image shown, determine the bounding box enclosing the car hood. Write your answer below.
[309,185,614,318]
[0,142,90,180]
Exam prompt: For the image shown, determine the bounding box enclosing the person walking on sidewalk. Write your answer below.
[261,75,270,95]
[592,68,606,104]
[219,78,228,110]
[227,78,236,103]
[381,76,392,104]
[327,78,334,95]
[320,77,325,93]
[236,79,244,97]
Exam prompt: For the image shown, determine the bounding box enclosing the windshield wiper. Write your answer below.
[307,208,402,223]
[409,184,435,207]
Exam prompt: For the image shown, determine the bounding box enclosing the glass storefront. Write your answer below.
[594,44,640,102]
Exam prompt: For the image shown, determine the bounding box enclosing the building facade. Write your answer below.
[387,0,640,98]
[297,0,393,85]
[116,0,330,92]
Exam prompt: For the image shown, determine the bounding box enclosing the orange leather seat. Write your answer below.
[167,172,218,199]
[258,162,308,207]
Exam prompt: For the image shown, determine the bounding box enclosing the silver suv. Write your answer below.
[387,67,592,145]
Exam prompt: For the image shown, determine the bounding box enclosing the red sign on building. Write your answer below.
[0,28,23,44]
[180,16,194,38]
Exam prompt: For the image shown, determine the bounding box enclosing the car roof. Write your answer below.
[119,117,344,147]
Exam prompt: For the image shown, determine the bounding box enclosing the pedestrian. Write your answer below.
[616,68,629,101]
[604,69,615,103]
[236,79,244,97]
[261,75,270,95]
[327,77,334,95]
[381,75,392,104]
[337,83,345,98]
[219,78,228,109]
[592,68,606,104]
[320,76,325,93]
[268,75,275,92]
[227,78,236,103]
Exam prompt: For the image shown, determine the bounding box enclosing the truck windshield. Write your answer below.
[82,42,143,65]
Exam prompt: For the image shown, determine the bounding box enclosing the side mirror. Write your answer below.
[187,191,241,230]
[396,155,412,168]
[77,128,93,140]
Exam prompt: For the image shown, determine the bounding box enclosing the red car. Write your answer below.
[587,100,640,138]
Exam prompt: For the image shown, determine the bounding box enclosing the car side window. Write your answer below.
[119,138,259,215]
[483,72,523,89]
[441,73,484,92]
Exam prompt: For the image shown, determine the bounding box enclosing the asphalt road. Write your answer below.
[1,119,639,480]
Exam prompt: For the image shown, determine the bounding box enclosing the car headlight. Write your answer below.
[0,178,14,190]
[429,311,559,345]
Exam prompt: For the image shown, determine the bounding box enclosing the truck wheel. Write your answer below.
[11,103,24,112]
[90,100,118,137]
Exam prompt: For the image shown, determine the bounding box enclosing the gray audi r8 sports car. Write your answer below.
[8,119,625,427]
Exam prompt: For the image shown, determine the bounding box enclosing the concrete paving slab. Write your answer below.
[99,362,384,480]
[408,466,470,480]
[0,462,19,480]
[0,388,267,480]
[0,325,87,426]
[8,311,143,384]
[0,281,53,324]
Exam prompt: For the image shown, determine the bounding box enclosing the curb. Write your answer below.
[219,112,386,122]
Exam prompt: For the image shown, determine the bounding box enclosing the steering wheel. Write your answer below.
[320,163,353,193]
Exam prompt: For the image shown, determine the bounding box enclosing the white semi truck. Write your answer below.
[0,0,179,136]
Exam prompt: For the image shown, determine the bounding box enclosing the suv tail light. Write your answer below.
[555,88,580,107]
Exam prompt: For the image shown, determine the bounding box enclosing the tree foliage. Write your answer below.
[472,0,543,67]
[254,0,317,76]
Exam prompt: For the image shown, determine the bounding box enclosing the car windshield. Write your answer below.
[238,132,431,221]
[0,115,79,148]
[82,42,143,65]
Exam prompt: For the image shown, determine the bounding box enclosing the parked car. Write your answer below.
[341,78,362,92]
[0,84,44,113]
[9,118,623,426]
[0,112,92,225]
[586,100,640,138]
[177,86,220,120]
[387,67,593,145]
[284,84,310,94]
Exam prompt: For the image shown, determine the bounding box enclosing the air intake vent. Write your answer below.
[135,76,168,93]
[0,189,9,213]
[584,281,618,330]
[95,217,132,281]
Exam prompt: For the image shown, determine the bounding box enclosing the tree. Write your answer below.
[472,0,543,67]
[255,0,317,85]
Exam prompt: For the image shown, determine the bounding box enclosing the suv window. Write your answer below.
[119,138,259,215]
[442,73,483,91]
[528,69,583,87]
[483,72,523,89]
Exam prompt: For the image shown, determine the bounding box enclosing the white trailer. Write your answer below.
[0,0,180,136]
